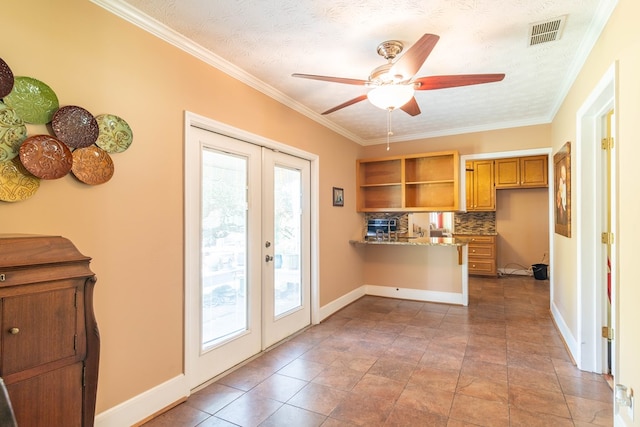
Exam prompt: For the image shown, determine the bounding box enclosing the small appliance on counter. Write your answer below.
[366,218,398,241]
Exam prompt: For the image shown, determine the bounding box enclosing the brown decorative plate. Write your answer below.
[0,157,40,202]
[71,145,114,185]
[0,57,14,98]
[18,135,73,180]
[52,105,99,148]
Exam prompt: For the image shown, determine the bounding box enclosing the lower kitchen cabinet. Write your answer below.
[0,235,99,427]
[463,235,497,276]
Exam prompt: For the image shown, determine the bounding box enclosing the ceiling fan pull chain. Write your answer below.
[386,108,393,151]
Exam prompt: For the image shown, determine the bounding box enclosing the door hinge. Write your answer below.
[601,232,614,245]
[602,137,614,150]
[602,326,614,340]
[82,365,86,387]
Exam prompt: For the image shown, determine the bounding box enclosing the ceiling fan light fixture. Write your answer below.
[367,85,414,110]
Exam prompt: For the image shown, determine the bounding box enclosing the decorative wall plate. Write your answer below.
[0,157,40,202]
[0,57,14,98]
[52,105,99,148]
[95,114,133,153]
[0,102,27,162]
[71,145,114,185]
[3,76,59,124]
[19,134,73,179]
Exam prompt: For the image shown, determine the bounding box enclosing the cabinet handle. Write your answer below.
[0,273,5,282]
[472,249,476,253]
[9,328,19,335]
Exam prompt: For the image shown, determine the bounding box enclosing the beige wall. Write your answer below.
[550,0,639,424]
[0,0,364,414]
[496,188,550,273]
[361,124,551,158]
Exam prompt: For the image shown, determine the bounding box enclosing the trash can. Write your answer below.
[532,263,548,280]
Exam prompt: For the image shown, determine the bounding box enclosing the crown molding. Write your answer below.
[90,0,365,145]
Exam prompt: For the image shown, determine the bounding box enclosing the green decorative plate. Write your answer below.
[3,76,59,124]
[0,157,40,202]
[0,102,27,162]
[95,114,133,153]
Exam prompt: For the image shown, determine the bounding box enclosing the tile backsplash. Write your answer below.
[454,211,496,234]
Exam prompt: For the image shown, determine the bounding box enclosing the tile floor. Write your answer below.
[143,275,613,426]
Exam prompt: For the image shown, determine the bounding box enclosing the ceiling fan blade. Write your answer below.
[292,73,368,86]
[322,94,369,115]
[390,34,440,80]
[400,97,421,116]
[414,74,505,90]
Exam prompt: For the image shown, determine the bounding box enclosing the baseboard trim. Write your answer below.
[94,374,188,427]
[318,284,466,322]
[550,300,579,364]
[318,286,366,321]
[497,267,533,276]
[365,285,466,305]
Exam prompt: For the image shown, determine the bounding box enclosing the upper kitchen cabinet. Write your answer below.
[466,160,495,211]
[356,151,459,212]
[495,155,548,188]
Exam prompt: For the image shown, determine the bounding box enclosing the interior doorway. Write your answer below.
[575,63,616,376]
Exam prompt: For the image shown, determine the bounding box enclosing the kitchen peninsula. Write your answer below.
[350,237,469,306]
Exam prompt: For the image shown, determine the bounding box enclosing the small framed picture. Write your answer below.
[332,187,344,206]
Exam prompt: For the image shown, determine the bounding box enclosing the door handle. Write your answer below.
[265,255,273,262]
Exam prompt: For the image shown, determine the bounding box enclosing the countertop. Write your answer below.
[349,237,469,247]
[452,232,498,236]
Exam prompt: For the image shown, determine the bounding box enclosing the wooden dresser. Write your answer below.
[0,235,99,427]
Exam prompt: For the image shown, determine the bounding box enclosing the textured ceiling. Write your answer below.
[94,0,615,145]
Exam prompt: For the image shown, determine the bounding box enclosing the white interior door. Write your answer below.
[186,125,311,390]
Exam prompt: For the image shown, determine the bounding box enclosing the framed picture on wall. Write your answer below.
[332,187,344,206]
[554,141,571,237]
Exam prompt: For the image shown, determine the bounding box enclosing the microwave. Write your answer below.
[366,218,397,238]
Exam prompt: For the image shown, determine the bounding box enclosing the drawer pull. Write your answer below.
[9,328,19,335]
[0,273,5,281]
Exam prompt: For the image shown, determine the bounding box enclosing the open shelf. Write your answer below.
[356,151,459,212]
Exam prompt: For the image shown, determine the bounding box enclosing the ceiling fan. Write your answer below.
[292,33,505,116]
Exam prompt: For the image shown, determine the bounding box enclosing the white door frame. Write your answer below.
[575,62,617,375]
[183,111,320,390]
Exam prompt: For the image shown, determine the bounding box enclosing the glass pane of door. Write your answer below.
[201,148,248,350]
[273,166,302,317]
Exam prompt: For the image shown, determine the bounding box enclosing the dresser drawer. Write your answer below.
[469,259,497,275]
[468,244,495,258]
[467,235,495,244]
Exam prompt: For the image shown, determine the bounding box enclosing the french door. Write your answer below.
[186,125,310,389]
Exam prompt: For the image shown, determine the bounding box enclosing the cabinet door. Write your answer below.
[472,160,495,211]
[494,158,520,188]
[2,286,78,375]
[7,363,83,427]
[465,162,474,210]
[520,155,548,187]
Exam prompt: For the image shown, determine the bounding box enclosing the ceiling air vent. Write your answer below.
[528,15,567,46]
